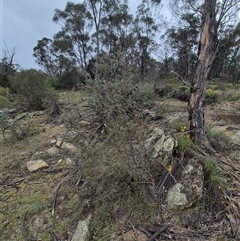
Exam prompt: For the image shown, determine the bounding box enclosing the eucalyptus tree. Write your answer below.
[133,0,161,80]
[164,13,200,77]
[52,1,93,69]
[33,38,59,77]
[211,23,240,79]
[188,0,240,149]
[99,0,133,54]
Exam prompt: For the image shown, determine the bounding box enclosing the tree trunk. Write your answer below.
[188,0,218,149]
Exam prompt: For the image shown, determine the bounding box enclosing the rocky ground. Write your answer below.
[1,87,240,241]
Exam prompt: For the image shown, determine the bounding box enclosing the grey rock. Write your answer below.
[66,158,74,166]
[166,183,187,211]
[46,147,59,156]
[166,159,203,211]
[146,128,177,159]
[71,214,92,241]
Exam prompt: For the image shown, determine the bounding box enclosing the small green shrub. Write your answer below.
[205,88,221,104]
[206,125,229,152]
[205,88,219,99]
[225,83,233,89]
[171,119,187,132]
[10,69,47,110]
[10,69,59,112]
[0,72,11,88]
[164,83,175,94]
[45,77,58,88]
[176,134,192,154]
[228,93,240,101]
[134,82,156,108]
[0,95,9,108]
[0,113,10,140]
[202,157,227,212]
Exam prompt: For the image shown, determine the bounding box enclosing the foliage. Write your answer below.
[0,95,9,108]
[228,93,240,101]
[80,118,159,239]
[205,88,219,99]
[0,113,10,140]
[56,68,82,89]
[134,82,156,108]
[10,69,47,110]
[205,88,220,103]
[0,72,11,88]
[0,86,9,97]
[202,157,227,212]
[88,79,135,123]
[206,123,229,152]
[11,69,57,110]
[176,131,192,154]
[45,77,58,89]
[171,119,187,132]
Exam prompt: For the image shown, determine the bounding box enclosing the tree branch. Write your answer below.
[171,71,191,88]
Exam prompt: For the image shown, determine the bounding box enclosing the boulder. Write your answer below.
[46,146,59,156]
[166,159,203,211]
[146,128,177,161]
[71,214,92,241]
[27,159,49,172]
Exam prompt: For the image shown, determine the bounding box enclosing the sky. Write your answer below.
[0,0,169,70]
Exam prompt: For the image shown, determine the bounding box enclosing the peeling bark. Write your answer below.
[188,0,218,150]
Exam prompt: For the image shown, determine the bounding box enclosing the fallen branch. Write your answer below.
[138,225,172,241]
[147,225,171,241]
[0,177,26,189]
[47,229,58,241]
[51,171,71,216]
[21,211,37,241]
[88,122,106,144]
[41,168,63,173]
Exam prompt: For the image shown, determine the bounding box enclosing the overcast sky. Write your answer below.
[0,0,169,70]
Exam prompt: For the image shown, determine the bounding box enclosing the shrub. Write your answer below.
[205,88,219,99]
[80,120,159,237]
[202,157,227,212]
[56,68,84,89]
[0,72,11,88]
[88,79,136,124]
[45,77,58,89]
[171,119,187,132]
[0,113,9,140]
[206,125,229,152]
[228,93,240,101]
[10,69,47,110]
[134,82,156,108]
[0,95,9,108]
[205,88,220,104]
[0,86,9,97]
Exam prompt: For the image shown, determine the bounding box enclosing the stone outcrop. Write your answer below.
[145,128,177,162]
[71,214,92,241]
[166,159,203,211]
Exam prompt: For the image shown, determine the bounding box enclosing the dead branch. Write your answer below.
[88,122,105,144]
[21,211,37,241]
[138,225,172,241]
[41,168,63,173]
[47,229,58,241]
[171,71,191,88]
[51,171,71,216]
